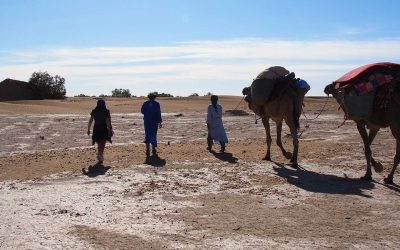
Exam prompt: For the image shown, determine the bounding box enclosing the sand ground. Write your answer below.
[0,96,399,249]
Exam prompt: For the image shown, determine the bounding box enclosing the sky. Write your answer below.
[1,0,400,97]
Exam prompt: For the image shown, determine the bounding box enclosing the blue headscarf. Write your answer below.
[96,99,106,110]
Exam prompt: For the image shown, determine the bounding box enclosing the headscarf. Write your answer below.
[96,99,106,110]
[211,95,218,112]
[148,93,156,100]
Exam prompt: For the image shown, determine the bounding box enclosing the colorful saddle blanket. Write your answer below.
[334,62,400,93]
[334,62,400,120]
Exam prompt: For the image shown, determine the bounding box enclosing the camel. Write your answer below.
[324,83,400,184]
[243,77,307,168]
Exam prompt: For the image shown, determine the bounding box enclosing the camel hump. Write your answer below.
[251,66,291,106]
[255,66,290,81]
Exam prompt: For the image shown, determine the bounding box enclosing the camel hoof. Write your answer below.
[372,161,384,173]
[384,177,394,184]
[360,175,373,181]
[290,163,299,169]
[284,152,292,160]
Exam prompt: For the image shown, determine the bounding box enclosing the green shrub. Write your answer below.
[28,71,66,99]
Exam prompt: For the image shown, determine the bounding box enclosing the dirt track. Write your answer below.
[0,97,399,249]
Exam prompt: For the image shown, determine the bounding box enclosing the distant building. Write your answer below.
[0,78,42,101]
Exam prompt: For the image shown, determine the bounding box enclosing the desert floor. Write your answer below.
[0,96,399,249]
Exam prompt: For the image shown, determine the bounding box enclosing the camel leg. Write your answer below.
[384,134,400,184]
[286,118,299,168]
[276,121,291,160]
[356,121,373,181]
[262,117,272,161]
[368,128,383,173]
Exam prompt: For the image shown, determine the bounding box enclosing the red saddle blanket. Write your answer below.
[334,62,400,89]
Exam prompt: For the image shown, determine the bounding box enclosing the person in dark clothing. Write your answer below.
[87,99,113,164]
[141,93,162,157]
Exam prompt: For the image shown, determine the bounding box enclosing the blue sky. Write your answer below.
[1,0,400,96]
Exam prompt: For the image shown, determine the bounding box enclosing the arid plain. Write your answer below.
[0,96,399,249]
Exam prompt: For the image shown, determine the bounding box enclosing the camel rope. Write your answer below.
[297,96,330,138]
[301,95,330,121]
[232,95,246,110]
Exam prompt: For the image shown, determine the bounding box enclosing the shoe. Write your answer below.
[220,146,225,153]
[146,149,150,157]
[152,148,158,155]
[207,146,212,151]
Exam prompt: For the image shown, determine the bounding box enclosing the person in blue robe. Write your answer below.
[141,93,162,156]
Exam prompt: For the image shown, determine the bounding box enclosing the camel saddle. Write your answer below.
[334,62,400,120]
[334,62,400,90]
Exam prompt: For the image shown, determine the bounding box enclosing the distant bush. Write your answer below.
[148,91,173,97]
[204,92,213,96]
[28,71,66,99]
[99,94,108,98]
[75,94,88,97]
[189,93,199,97]
[111,88,131,97]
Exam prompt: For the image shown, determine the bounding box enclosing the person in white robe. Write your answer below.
[207,95,228,152]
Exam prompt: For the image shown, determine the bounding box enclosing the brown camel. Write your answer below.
[324,83,400,184]
[244,79,305,168]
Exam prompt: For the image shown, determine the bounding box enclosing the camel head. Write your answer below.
[242,87,251,96]
[324,82,348,114]
[324,83,336,96]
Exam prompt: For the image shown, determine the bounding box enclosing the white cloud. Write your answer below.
[1,38,399,96]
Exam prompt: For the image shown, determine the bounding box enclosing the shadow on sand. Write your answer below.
[373,180,400,194]
[272,161,375,197]
[145,154,166,167]
[210,150,238,164]
[82,163,112,177]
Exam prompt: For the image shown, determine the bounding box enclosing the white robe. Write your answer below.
[207,104,228,144]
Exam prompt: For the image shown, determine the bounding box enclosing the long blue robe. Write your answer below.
[141,100,162,147]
